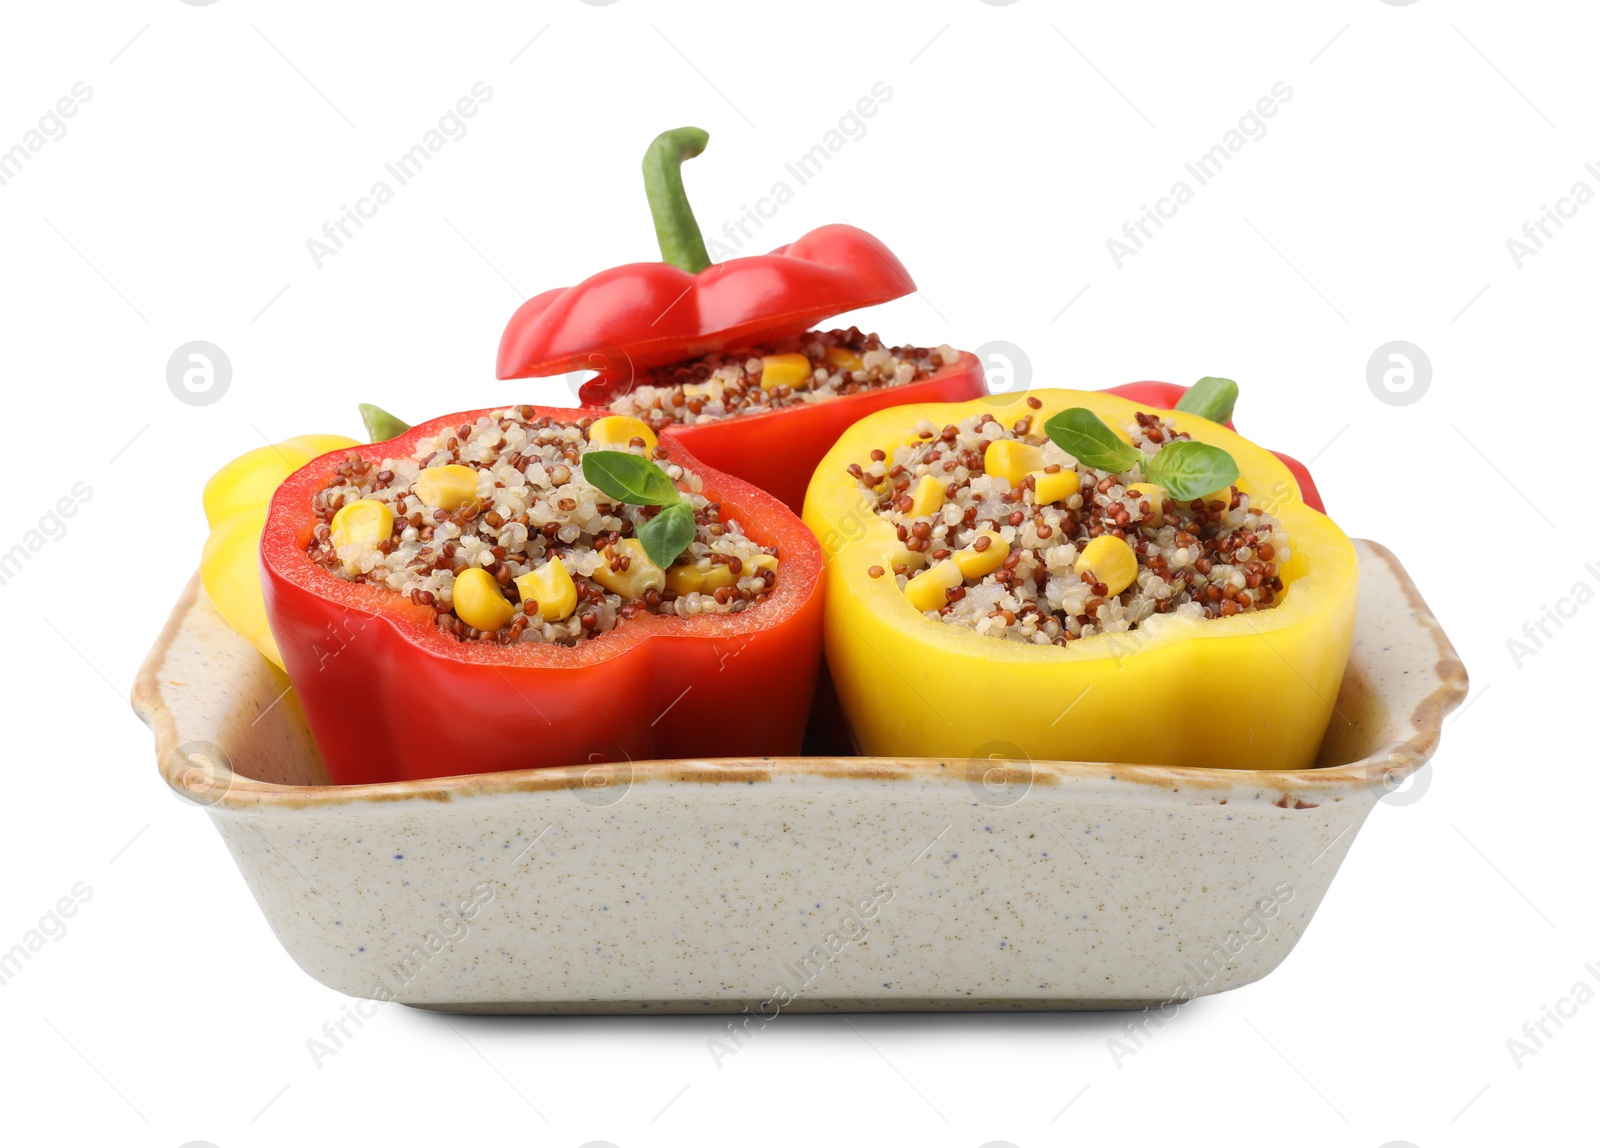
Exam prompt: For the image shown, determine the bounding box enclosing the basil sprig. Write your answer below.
[641,500,697,566]
[1174,376,1238,423]
[1042,407,1142,474]
[1043,406,1240,503]
[580,448,697,568]
[581,449,680,506]
[1144,440,1239,502]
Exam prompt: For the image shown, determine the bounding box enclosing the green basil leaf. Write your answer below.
[359,403,410,442]
[1146,440,1240,502]
[580,449,681,507]
[1042,408,1143,474]
[637,499,698,568]
[1175,377,1238,424]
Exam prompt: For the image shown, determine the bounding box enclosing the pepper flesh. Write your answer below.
[260,407,825,785]
[498,222,921,380]
[656,354,987,513]
[200,434,360,668]
[802,389,1358,771]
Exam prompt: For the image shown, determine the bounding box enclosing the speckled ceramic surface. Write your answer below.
[134,540,1464,1012]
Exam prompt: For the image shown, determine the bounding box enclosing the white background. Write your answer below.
[0,1,1593,1145]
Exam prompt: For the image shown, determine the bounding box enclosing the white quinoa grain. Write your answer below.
[853,407,1292,644]
[607,327,956,426]
[308,409,777,646]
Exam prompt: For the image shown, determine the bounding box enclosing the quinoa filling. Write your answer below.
[608,327,961,427]
[855,399,1292,645]
[307,407,777,645]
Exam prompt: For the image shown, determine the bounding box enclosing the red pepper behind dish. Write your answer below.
[648,353,984,514]
[1104,380,1325,513]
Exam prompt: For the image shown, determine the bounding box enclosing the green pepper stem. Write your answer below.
[359,403,410,442]
[642,127,712,273]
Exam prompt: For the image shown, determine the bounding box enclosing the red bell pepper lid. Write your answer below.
[496,128,916,381]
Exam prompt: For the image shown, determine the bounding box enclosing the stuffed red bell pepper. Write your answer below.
[496,127,987,512]
[261,405,824,785]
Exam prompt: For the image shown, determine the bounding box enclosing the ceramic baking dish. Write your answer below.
[133,539,1463,1012]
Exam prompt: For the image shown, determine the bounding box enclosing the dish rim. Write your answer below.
[133,539,1466,813]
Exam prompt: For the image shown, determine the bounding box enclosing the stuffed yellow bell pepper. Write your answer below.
[801,388,1357,771]
[201,434,360,668]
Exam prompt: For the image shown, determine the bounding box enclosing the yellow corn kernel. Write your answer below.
[953,530,1009,580]
[745,554,779,578]
[1030,468,1078,506]
[984,440,1044,487]
[514,557,578,622]
[329,499,394,551]
[415,464,480,511]
[591,538,667,599]
[908,474,946,518]
[587,414,658,453]
[1127,482,1166,521]
[700,563,738,593]
[453,567,514,632]
[824,345,864,372]
[1075,534,1139,597]
[904,559,964,613]
[665,564,704,596]
[887,543,927,577]
[682,382,717,399]
[760,353,813,391]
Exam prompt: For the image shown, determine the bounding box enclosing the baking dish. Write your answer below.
[133,539,1464,1012]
